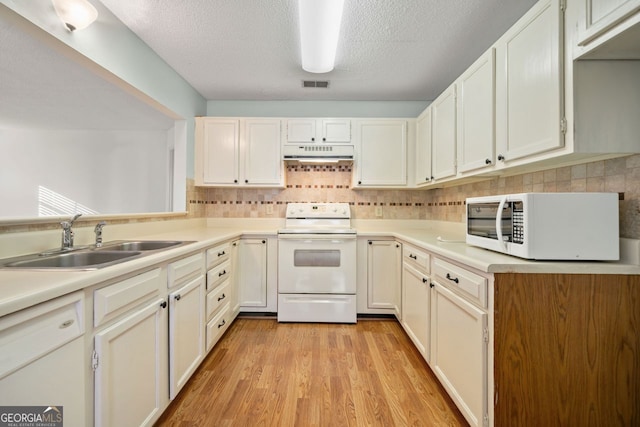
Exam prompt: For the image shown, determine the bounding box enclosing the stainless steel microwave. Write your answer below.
[465,193,619,260]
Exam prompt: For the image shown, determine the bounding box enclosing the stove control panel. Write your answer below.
[285,203,351,219]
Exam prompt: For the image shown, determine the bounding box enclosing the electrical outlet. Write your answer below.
[266,204,274,215]
[375,206,383,217]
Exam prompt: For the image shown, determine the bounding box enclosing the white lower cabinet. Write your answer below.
[169,274,205,400]
[431,281,488,427]
[238,238,268,309]
[366,240,402,317]
[401,262,431,362]
[94,297,168,427]
[230,240,241,317]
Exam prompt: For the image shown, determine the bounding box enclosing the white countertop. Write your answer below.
[1,218,638,317]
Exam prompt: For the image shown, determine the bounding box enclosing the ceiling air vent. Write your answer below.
[302,80,329,88]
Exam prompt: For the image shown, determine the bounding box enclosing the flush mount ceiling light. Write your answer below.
[52,0,98,31]
[298,0,344,73]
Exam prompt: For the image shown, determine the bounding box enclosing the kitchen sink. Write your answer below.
[1,250,142,269]
[0,240,196,270]
[98,240,186,251]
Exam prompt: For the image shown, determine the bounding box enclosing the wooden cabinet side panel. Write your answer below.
[494,273,640,427]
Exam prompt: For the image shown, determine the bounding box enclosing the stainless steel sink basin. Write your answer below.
[99,240,185,251]
[2,250,141,269]
[0,240,196,270]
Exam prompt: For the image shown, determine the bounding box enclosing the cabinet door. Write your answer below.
[431,282,488,427]
[198,118,240,185]
[578,0,640,46]
[457,48,495,173]
[401,263,430,362]
[415,107,433,185]
[321,119,351,142]
[367,240,402,317]
[243,119,282,185]
[355,120,407,186]
[432,85,457,180]
[169,275,205,399]
[287,119,316,143]
[230,240,241,318]
[95,298,168,427]
[238,239,268,308]
[495,0,564,163]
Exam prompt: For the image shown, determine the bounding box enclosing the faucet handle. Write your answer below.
[94,221,106,248]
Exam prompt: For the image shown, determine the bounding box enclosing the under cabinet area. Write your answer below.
[0,292,86,427]
[401,244,432,362]
[366,239,402,317]
[430,258,489,427]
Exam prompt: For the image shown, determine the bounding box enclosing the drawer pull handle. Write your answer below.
[218,270,227,277]
[409,254,417,260]
[59,319,74,329]
[218,251,226,257]
[446,273,459,284]
[175,294,181,301]
[218,293,226,301]
[218,319,226,329]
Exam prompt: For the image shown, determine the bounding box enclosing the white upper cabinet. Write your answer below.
[242,119,282,185]
[195,117,283,187]
[196,118,239,185]
[456,48,495,173]
[286,119,351,143]
[353,120,407,187]
[495,0,565,163]
[415,107,433,186]
[577,0,640,48]
[431,85,457,180]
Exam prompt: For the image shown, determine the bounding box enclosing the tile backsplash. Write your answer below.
[189,154,640,239]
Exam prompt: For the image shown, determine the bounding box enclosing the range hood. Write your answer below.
[283,144,354,164]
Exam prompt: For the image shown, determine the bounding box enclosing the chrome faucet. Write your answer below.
[60,213,82,250]
[94,221,106,247]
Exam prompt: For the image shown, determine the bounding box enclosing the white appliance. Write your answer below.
[282,144,354,162]
[466,193,619,260]
[278,202,357,323]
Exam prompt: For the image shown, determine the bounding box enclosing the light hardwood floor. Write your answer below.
[156,317,467,426]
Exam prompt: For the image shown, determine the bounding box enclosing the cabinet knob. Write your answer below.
[262,240,266,244]
[160,300,167,309]
[311,137,315,142]
[245,179,249,183]
[322,137,326,142]
[497,154,505,161]
[358,181,362,185]
[485,158,492,164]
[422,278,428,284]
[368,241,372,245]
[431,176,434,180]
[430,282,435,288]
[396,244,400,248]
[425,177,430,182]
[234,179,238,183]
[174,294,181,301]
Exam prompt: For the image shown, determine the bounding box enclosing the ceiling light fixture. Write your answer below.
[52,0,98,31]
[298,0,344,73]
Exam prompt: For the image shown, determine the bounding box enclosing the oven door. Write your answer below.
[278,234,356,294]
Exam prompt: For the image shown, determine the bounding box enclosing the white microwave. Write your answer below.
[465,193,619,260]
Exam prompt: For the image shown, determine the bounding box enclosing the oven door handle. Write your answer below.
[496,195,507,251]
[278,234,357,240]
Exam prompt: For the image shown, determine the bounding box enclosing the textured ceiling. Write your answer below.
[100,0,538,101]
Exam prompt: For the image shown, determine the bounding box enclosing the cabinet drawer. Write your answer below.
[168,252,204,289]
[206,242,231,269]
[206,303,231,352]
[206,279,231,321]
[404,244,431,273]
[206,259,231,291]
[433,258,487,308]
[0,291,84,379]
[94,268,162,327]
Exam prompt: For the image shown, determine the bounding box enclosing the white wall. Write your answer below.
[0,129,169,217]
